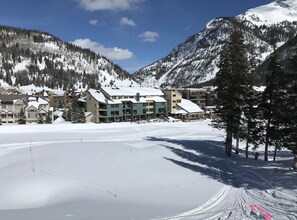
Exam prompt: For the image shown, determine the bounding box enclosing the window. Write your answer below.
[111,111,119,116]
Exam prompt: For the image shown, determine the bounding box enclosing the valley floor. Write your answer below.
[0,120,296,220]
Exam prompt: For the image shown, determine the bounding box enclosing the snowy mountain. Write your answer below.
[256,31,297,81]
[0,25,138,91]
[133,0,297,88]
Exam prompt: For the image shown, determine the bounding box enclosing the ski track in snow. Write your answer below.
[155,156,297,220]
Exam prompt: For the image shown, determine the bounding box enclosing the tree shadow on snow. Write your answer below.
[145,137,297,190]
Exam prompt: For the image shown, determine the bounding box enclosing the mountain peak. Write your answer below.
[238,0,297,26]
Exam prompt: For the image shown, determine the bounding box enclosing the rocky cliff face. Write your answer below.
[133,0,297,88]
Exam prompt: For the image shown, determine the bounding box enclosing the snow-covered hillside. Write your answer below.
[0,25,138,91]
[133,0,297,88]
[0,121,296,220]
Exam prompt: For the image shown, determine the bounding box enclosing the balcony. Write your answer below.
[99,111,107,117]
[98,104,107,109]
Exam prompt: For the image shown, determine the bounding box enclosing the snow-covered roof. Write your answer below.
[145,96,167,102]
[38,97,48,105]
[12,99,23,104]
[102,87,164,97]
[0,109,14,114]
[89,89,164,105]
[25,102,39,110]
[88,89,106,103]
[26,97,49,111]
[106,99,122,105]
[38,109,48,114]
[177,99,204,113]
[119,98,146,104]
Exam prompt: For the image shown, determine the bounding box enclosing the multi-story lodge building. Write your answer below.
[178,87,217,109]
[86,87,167,123]
[162,89,204,120]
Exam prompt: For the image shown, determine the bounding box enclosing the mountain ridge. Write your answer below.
[0,24,138,92]
[133,0,297,88]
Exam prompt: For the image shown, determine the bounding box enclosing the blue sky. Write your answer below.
[0,0,273,72]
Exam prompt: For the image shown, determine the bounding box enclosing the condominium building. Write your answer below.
[162,89,204,120]
[86,87,167,123]
[178,87,217,109]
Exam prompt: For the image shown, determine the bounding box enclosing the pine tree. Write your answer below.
[213,29,249,156]
[260,50,285,161]
[239,55,262,158]
[37,115,44,124]
[45,113,52,124]
[64,97,85,123]
[18,108,26,124]
[282,54,297,169]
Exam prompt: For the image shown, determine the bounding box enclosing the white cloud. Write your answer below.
[71,38,133,60]
[138,31,159,42]
[89,19,98,25]
[77,0,143,11]
[120,17,136,27]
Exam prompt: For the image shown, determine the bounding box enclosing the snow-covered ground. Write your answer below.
[0,120,296,220]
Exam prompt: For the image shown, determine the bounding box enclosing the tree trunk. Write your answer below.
[293,154,297,170]
[226,123,232,157]
[245,141,249,159]
[235,134,239,154]
[264,117,271,161]
[273,146,277,161]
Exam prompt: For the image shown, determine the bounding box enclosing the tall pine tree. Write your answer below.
[239,54,262,158]
[282,54,297,169]
[214,29,249,156]
[260,50,285,161]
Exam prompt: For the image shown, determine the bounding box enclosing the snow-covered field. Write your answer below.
[0,120,296,220]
